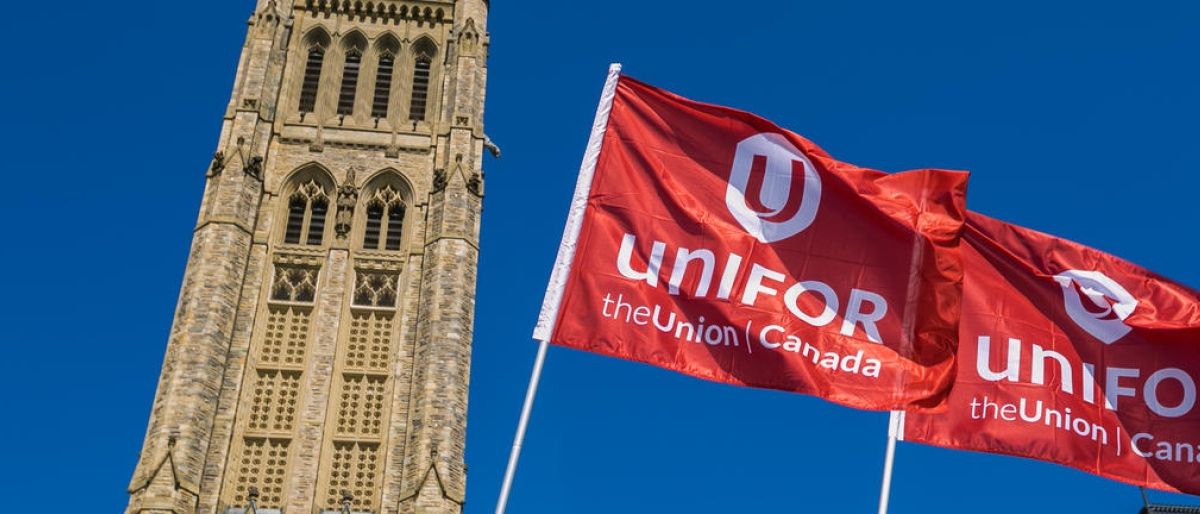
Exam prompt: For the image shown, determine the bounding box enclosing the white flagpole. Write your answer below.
[494,339,549,514]
[878,411,904,514]
[496,63,624,514]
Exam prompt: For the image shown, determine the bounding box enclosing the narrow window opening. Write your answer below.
[307,197,328,245]
[338,50,362,115]
[364,203,384,250]
[284,196,307,244]
[298,47,324,114]
[408,58,431,121]
[384,204,405,251]
[372,54,394,118]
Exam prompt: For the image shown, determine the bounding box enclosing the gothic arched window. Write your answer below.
[337,49,362,115]
[372,36,400,119]
[408,40,437,122]
[336,33,367,116]
[362,184,406,251]
[284,178,331,246]
[371,52,395,118]
[298,47,325,114]
[297,29,331,116]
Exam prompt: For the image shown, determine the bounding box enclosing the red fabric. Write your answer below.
[546,76,969,411]
[904,212,1200,494]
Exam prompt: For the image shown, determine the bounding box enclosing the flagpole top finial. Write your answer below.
[608,63,622,73]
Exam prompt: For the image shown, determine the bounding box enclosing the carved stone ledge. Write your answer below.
[353,255,407,271]
[300,0,453,26]
[272,248,325,267]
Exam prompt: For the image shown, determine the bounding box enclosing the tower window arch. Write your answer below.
[371,52,395,118]
[372,36,401,119]
[284,178,331,246]
[337,33,368,116]
[297,29,331,115]
[361,184,406,251]
[298,47,325,114]
[408,39,437,122]
[337,49,362,115]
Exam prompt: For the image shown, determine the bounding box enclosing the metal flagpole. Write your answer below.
[878,411,903,514]
[496,63,624,514]
[1139,486,1156,513]
[494,340,550,514]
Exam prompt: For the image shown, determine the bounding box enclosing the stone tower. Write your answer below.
[124,1,489,513]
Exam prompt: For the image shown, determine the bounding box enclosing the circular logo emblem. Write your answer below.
[1053,269,1138,344]
[725,133,822,243]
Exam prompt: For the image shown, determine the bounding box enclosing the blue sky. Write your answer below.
[1,0,1197,512]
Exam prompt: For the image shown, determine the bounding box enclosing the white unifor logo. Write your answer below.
[725,133,822,243]
[1053,270,1138,344]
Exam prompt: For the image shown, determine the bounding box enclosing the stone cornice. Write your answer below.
[297,0,454,24]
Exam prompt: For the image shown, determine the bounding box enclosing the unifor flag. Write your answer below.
[533,68,970,411]
[901,212,1200,494]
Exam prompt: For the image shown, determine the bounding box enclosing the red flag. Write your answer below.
[902,212,1200,494]
[534,70,969,411]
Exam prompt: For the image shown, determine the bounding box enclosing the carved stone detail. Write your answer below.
[209,151,226,177]
[432,169,447,193]
[244,156,264,180]
[270,264,320,303]
[484,134,501,158]
[336,169,359,239]
[466,171,482,197]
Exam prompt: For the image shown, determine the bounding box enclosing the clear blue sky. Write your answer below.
[1,1,1197,512]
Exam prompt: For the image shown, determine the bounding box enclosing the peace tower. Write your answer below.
[124,1,490,513]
